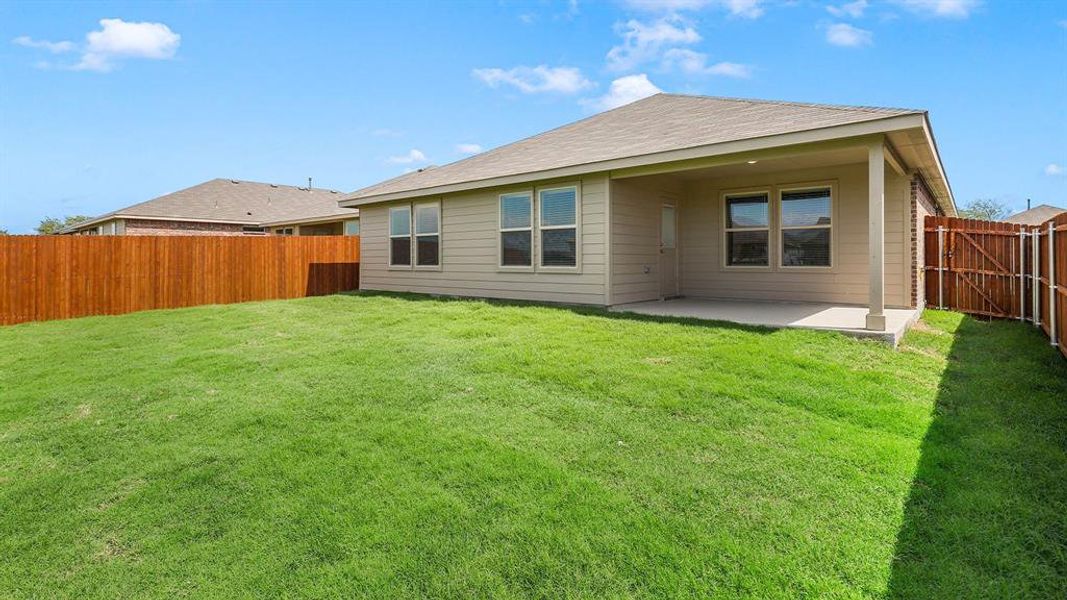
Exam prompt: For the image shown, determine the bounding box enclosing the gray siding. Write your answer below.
[359,175,607,305]
[610,176,683,304]
[678,163,912,307]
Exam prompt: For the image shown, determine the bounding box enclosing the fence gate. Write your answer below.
[924,214,1066,358]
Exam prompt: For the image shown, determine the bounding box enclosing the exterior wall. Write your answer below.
[297,221,343,236]
[910,176,938,308]
[123,219,248,236]
[678,162,913,307]
[72,219,123,235]
[359,175,608,305]
[610,176,683,304]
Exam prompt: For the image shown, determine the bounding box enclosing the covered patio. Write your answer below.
[603,118,953,346]
[611,298,920,345]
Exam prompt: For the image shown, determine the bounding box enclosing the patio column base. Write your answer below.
[866,313,887,331]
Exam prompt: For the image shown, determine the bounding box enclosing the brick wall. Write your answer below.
[124,219,250,236]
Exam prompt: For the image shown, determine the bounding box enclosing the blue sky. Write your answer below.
[0,0,1064,233]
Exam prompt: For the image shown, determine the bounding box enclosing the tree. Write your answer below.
[958,199,1010,221]
[0,229,9,235]
[35,215,92,235]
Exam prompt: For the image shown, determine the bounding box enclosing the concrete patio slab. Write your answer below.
[610,298,920,346]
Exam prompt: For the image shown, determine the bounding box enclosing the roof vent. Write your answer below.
[270,184,278,188]
[230,179,239,184]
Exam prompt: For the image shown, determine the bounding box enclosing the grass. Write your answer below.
[0,293,1064,598]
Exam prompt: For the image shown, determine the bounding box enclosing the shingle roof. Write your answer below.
[1005,204,1066,226]
[71,178,357,230]
[345,93,922,201]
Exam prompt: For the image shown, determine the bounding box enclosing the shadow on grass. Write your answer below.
[888,315,1067,598]
[343,290,805,337]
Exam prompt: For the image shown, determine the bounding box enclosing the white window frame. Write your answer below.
[778,183,835,270]
[536,184,581,272]
[722,189,772,271]
[413,200,442,270]
[388,205,413,269]
[498,190,534,271]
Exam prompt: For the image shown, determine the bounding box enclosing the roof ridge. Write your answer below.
[221,178,340,193]
[658,92,923,115]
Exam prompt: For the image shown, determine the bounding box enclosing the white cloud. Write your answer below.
[662,49,751,77]
[14,19,181,73]
[623,0,764,18]
[387,149,428,165]
[704,61,752,77]
[11,36,75,53]
[472,65,593,94]
[74,18,181,72]
[826,23,873,46]
[607,17,701,71]
[456,143,483,155]
[720,0,764,18]
[584,74,662,111]
[827,0,869,18]
[892,0,979,19]
[1046,163,1064,176]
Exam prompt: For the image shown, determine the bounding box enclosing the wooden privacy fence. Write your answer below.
[924,214,1067,358]
[0,235,360,326]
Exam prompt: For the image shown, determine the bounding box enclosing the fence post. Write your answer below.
[937,225,945,309]
[1033,228,1040,327]
[1050,221,1058,347]
[1019,229,1025,321]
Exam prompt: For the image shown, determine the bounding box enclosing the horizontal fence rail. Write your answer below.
[0,235,360,326]
[925,214,1066,358]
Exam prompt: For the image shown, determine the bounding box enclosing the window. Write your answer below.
[242,226,266,235]
[724,193,769,267]
[499,192,533,267]
[275,227,294,236]
[539,186,577,268]
[661,205,676,249]
[414,203,440,267]
[389,206,412,267]
[780,187,831,267]
[344,219,360,236]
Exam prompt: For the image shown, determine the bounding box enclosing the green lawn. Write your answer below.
[1,294,1064,598]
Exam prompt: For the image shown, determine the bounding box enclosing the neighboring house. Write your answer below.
[1005,204,1065,226]
[63,178,359,236]
[340,93,956,334]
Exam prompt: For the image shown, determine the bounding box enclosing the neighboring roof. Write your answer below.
[1005,204,1066,225]
[66,179,357,232]
[343,93,931,204]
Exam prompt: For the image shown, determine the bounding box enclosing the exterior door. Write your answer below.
[659,204,678,298]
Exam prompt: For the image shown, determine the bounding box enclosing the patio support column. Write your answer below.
[866,139,887,331]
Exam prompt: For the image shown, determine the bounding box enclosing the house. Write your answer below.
[339,94,955,340]
[63,178,359,236]
[1005,204,1065,226]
